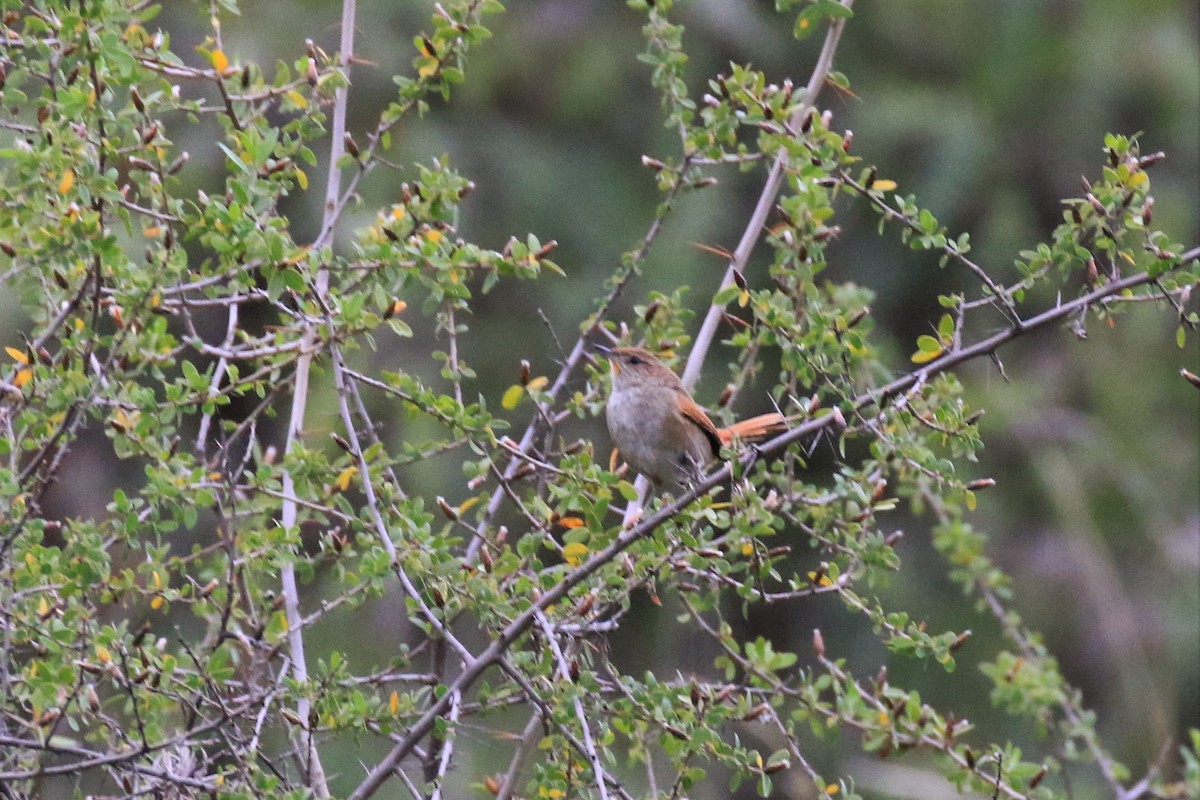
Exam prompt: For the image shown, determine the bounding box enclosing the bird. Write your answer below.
[599,345,786,489]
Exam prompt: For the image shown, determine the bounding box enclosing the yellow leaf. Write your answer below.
[5,346,28,365]
[391,300,407,315]
[738,288,750,307]
[388,690,399,716]
[285,89,308,109]
[417,57,439,78]
[152,571,163,590]
[58,169,75,195]
[526,375,549,392]
[457,496,481,515]
[910,346,942,364]
[143,226,160,238]
[294,168,308,190]
[807,571,833,588]
[965,490,976,511]
[870,179,897,192]
[14,368,33,388]
[334,466,358,492]
[37,597,49,617]
[210,49,229,73]
[877,710,889,726]
[562,542,589,567]
[825,784,840,796]
[96,645,111,664]
[501,384,524,410]
[151,595,165,610]
[425,229,443,243]
[558,516,585,529]
[112,407,138,432]
[741,542,753,556]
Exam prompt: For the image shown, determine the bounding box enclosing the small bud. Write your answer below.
[519,359,531,386]
[1138,151,1165,168]
[847,306,870,328]
[330,432,352,452]
[964,747,975,770]
[743,703,769,721]
[966,478,995,491]
[1142,196,1154,226]
[732,268,747,291]
[437,496,457,521]
[344,132,359,161]
[949,630,972,652]
[717,384,735,408]
[1029,766,1048,789]
[306,57,319,86]
[812,628,826,657]
[573,593,595,617]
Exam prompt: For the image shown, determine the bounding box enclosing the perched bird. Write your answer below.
[600,345,785,489]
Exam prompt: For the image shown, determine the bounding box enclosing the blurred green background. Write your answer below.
[5,0,1197,797]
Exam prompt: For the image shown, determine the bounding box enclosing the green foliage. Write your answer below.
[0,1,1195,799]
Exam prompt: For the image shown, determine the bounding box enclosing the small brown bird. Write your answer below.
[601,346,785,489]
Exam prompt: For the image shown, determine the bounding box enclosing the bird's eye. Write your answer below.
[628,355,643,366]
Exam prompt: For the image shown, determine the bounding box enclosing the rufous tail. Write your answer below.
[718,412,787,444]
